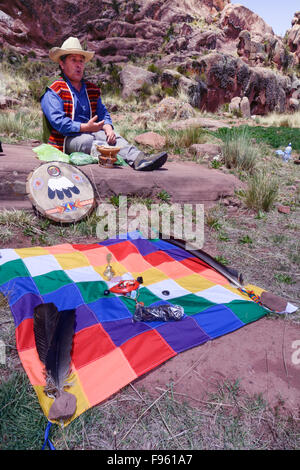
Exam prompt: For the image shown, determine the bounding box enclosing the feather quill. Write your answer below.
[33,303,77,422]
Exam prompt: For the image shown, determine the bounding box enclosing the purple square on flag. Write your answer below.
[10,292,43,327]
[129,238,159,256]
[75,304,99,332]
[98,238,123,246]
[151,239,194,261]
[102,317,151,346]
[156,316,210,353]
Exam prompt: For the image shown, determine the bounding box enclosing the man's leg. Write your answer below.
[65,133,95,155]
[65,130,133,158]
[65,130,167,171]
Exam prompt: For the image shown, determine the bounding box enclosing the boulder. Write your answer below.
[152,97,196,121]
[289,98,300,111]
[286,12,300,65]
[159,69,207,109]
[237,30,268,66]
[240,96,251,117]
[1,142,243,207]
[97,37,161,59]
[229,96,241,114]
[0,95,21,109]
[134,132,166,149]
[228,96,251,118]
[189,143,222,159]
[192,52,291,114]
[120,64,157,100]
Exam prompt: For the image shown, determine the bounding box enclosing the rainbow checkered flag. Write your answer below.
[0,231,271,425]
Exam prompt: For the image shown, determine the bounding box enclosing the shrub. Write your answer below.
[147,64,162,75]
[164,127,206,152]
[0,108,43,142]
[222,127,257,173]
[243,169,279,212]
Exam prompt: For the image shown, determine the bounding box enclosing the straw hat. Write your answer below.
[49,37,94,63]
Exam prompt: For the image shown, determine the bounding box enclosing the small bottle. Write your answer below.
[283,142,292,162]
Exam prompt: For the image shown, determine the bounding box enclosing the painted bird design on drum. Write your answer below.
[47,165,80,200]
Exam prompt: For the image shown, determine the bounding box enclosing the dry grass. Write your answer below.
[243,169,279,212]
[256,111,300,128]
[204,202,300,308]
[221,127,257,173]
[0,107,43,142]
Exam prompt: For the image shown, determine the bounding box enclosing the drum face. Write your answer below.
[26,162,96,223]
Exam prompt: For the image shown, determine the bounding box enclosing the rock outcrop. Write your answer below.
[219,3,274,40]
[287,11,300,66]
[120,64,157,99]
[0,0,299,115]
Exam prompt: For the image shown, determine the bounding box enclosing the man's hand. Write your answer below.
[80,115,104,133]
[103,124,116,146]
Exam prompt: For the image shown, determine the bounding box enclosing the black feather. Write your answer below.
[45,309,76,392]
[33,303,60,364]
[33,304,77,420]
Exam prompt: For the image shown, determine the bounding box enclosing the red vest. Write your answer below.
[47,78,100,152]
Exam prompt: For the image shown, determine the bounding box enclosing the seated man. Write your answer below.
[41,37,168,171]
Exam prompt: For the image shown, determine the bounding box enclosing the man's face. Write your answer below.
[59,54,85,84]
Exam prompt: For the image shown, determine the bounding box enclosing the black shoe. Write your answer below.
[133,151,168,171]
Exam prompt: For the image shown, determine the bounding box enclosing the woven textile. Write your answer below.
[0,232,267,424]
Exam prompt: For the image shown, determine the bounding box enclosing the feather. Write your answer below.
[33,303,60,364]
[33,303,77,422]
[161,234,244,288]
[44,308,76,394]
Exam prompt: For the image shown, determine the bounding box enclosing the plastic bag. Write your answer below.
[69,152,99,165]
[90,140,103,159]
[32,144,70,163]
[133,304,184,322]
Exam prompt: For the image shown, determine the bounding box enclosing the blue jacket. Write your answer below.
[41,76,113,137]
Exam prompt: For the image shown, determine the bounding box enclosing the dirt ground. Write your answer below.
[136,316,300,417]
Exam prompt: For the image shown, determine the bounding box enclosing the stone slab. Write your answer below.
[0,142,242,209]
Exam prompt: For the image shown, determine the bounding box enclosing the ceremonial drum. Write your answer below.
[26,162,96,223]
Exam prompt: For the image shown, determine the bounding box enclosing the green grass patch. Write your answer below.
[0,372,48,450]
[214,126,300,152]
